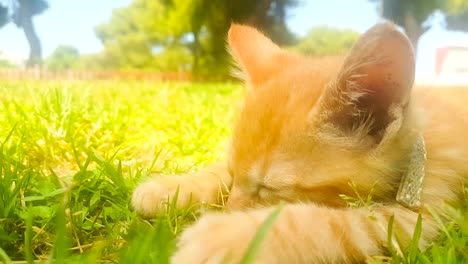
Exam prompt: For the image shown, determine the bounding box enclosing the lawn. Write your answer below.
[0,79,243,263]
[0,80,466,263]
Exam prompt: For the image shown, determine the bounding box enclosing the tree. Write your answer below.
[46,45,80,71]
[0,4,8,27]
[0,0,49,67]
[0,57,15,68]
[445,0,468,31]
[446,11,468,31]
[94,0,300,75]
[374,0,468,49]
[290,27,360,56]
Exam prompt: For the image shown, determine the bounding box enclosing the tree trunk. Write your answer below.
[403,13,423,52]
[192,30,200,75]
[245,0,271,28]
[379,0,429,52]
[19,1,42,67]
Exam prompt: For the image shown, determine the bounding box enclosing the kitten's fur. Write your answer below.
[132,23,468,263]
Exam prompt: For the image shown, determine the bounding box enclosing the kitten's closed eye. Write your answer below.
[257,186,274,200]
[257,183,278,198]
[256,182,300,204]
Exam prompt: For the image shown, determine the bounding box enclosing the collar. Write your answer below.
[396,133,427,210]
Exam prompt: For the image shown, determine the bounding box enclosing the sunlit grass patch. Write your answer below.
[0,79,242,262]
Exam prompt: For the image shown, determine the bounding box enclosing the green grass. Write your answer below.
[0,79,466,263]
[0,79,242,263]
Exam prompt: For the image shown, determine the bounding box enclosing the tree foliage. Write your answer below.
[94,0,300,75]
[0,57,16,68]
[46,45,80,71]
[0,4,8,27]
[445,0,468,31]
[290,27,360,56]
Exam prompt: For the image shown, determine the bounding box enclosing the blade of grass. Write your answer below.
[25,205,34,264]
[0,247,12,264]
[386,214,402,262]
[407,214,423,263]
[239,202,285,264]
[50,204,69,264]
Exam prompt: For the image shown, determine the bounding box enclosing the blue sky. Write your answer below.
[0,0,131,58]
[1,0,467,76]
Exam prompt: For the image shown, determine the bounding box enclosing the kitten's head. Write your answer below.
[226,23,416,209]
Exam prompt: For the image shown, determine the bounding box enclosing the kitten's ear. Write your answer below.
[228,24,292,86]
[317,23,415,144]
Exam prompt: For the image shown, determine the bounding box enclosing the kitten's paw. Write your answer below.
[171,211,268,264]
[132,177,191,218]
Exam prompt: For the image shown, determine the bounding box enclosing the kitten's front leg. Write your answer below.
[172,204,438,263]
[132,163,231,218]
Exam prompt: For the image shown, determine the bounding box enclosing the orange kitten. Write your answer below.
[132,23,468,263]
